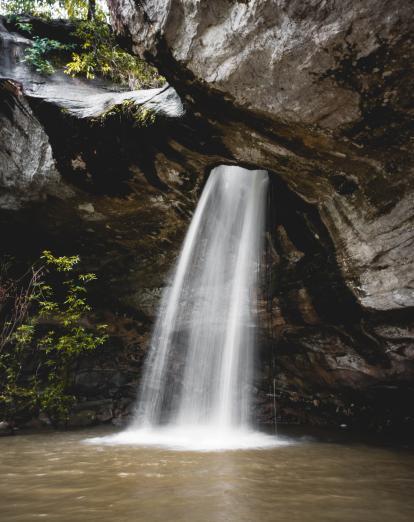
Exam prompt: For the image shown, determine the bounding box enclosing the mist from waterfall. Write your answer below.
[91,166,287,450]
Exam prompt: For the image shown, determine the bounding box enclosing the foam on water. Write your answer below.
[85,427,290,452]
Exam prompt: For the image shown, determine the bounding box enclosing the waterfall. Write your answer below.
[92,166,286,450]
[134,165,268,429]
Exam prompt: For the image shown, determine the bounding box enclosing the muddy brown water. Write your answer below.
[1,426,413,522]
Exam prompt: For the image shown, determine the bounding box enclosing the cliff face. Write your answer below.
[109,0,414,313]
[0,18,199,427]
[109,0,414,431]
[1,2,413,433]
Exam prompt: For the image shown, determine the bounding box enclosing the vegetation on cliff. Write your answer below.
[1,0,164,88]
[0,252,107,426]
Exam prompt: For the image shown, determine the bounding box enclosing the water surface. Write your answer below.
[1,427,413,522]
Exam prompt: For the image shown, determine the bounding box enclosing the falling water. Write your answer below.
[91,166,287,450]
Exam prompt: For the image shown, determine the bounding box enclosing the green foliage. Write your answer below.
[132,105,157,127]
[0,251,108,425]
[15,19,33,32]
[1,0,88,18]
[98,98,157,127]
[1,0,165,87]
[23,35,74,74]
[65,17,164,88]
[41,250,80,271]
[7,14,33,34]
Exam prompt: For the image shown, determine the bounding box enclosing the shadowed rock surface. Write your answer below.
[1,2,414,434]
[0,18,198,428]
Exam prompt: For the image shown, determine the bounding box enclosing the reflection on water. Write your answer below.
[1,427,414,522]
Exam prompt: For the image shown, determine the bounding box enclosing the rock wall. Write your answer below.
[108,0,414,433]
[1,3,414,433]
[0,19,199,427]
[0,80,64,209]
[109,0,414,312]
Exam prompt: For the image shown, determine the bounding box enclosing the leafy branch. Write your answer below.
[23,36,74,74]
[0,251,108,425]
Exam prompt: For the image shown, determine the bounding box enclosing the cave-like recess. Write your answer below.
[1,3,413,434]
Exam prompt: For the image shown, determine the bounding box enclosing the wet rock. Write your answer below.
[67,409,97,427]
[68,400,115,425]
[23,414,52,430]
[0,420,11,435]
[38,412,52,426]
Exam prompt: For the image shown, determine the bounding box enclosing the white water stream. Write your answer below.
[92,166,286,450]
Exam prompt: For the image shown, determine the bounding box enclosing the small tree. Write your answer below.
[0,251,107,426]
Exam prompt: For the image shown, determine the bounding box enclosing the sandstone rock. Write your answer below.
[0,79,68,209]
[109,0,414,314]
[109,1,412,128]
[0,19,183,120]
